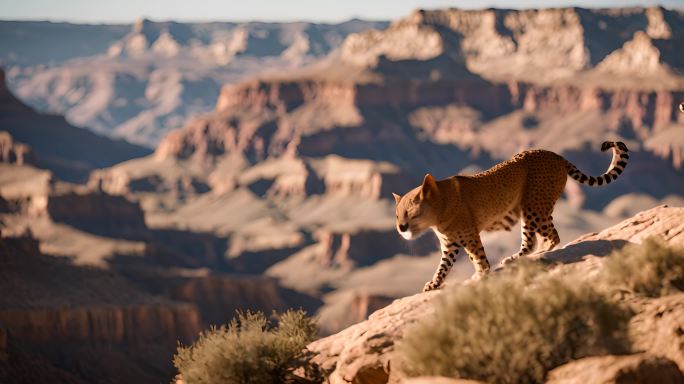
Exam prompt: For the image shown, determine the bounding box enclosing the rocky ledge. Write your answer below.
[307,205,684,383]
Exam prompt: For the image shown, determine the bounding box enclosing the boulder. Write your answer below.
[308,291,441,383]
[629,294,684,371]
[546,354,683,384]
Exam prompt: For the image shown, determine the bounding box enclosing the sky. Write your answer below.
[1,0,683,23]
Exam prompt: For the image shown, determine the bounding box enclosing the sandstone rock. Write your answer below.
[156,76,509,166]
[313,228,432,269]
[266,227,434,295]
[340,17,444,67]
[629,294,684,371]
[0,235,201,344]
[645,125,684,170]
[546,354,684,384]
[646,7,672,39]
[539,205,684,266]
[0,163,51,214]
[597,31,668,76]
[316,290,396,336]
[308,291,441,383]
[0,131,35,166]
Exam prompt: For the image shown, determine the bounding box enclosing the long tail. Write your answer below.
[566,141,629,186]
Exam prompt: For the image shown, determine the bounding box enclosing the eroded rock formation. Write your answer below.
[0,132,34,166]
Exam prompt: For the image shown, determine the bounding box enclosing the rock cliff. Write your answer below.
[0,234,202,383]
[0,68,151,182]
[0,132,34,166]
[340,7,684,85]
[0,235,201,343]
[46,189,148,238]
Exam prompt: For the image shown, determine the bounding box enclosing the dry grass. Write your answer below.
[173,310,319,384]
[600,237,684,297]
[399,262,630,384]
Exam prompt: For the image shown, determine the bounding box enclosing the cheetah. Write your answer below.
[393,141,629,292]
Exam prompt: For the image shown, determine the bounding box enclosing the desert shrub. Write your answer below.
[174,310,318,384]
[399,262,630,384]
[599,237,684,297]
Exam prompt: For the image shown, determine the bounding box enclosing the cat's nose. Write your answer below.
[398,223,409,232]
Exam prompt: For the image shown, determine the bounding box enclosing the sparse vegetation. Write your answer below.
[174,310,319,384]
[600,237,684,297]
[399,262,631,384]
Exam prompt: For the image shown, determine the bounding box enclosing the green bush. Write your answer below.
[174,310,318,384]
[399,262,630,384]
[600,237,684,297]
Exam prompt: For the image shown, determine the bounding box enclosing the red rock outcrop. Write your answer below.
[341,7,684,81]
[0,235,201,344]
[629,294,684,371]
[314,228,432,268]
[46,189,148,237]
[518,84,684,137]
[317,291,396,336]
[156,77,512,163]
[234,155,413,200]
[645,124,684,169]
[0,131,34,166]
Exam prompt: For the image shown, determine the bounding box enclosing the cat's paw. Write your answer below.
[500,255,519,265]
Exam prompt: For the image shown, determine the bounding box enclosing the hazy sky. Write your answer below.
[1,0,682,23]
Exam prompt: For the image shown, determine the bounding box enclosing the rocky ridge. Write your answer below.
[338,7,684,85]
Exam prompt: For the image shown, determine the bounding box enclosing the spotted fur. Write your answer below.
[393,141,629,292]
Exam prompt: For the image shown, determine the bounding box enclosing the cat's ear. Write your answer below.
[420,173,438,199]
[392,193,402,204]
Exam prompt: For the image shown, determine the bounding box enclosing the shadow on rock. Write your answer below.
[539,239,631,264]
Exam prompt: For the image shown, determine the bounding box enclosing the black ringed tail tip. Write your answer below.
[568,141,628,187]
